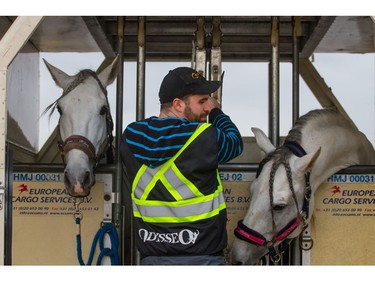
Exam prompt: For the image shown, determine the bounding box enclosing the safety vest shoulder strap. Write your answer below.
[170,123,211,162]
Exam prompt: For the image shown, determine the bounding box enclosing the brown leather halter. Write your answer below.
[55,70,114,166]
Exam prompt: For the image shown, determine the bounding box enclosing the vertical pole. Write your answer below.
[134,16,146,264]
[210,16,222,104]
[136,16,146,121]
[291,16,302,265]
[195,17,207,76]
[115,16,125,264]
[269,16,280,147]
[292,17,301,124]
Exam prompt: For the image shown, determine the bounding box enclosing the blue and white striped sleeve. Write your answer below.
[208,108,243,163]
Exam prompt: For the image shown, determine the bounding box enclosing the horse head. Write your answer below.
[231,127,320,265]
[43,57,119,197]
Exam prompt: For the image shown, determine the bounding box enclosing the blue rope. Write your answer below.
[75,217,120,265]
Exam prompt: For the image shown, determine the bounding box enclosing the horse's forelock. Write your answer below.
[63,69,100,96]
[259,146,291,180]
[42,69,105,121]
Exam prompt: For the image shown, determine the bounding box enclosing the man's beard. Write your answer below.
[184,105,206,122]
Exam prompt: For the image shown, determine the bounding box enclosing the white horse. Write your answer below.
[43,57,119,197]
[231,108,375,265]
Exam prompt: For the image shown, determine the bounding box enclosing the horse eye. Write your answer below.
[57,106,63,115]
[100,106,107,116]
[273,204,286,211]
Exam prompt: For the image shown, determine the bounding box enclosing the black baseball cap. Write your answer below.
[159,67,221,104]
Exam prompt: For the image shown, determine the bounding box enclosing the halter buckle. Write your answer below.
[267,245,281,264]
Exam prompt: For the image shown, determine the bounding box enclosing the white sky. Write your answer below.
[39,52,375,150]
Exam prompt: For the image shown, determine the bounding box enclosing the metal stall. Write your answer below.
[0,16,374,265]
[0,16,123,265]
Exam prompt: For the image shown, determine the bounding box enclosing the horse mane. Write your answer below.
[284,108,350,144]
[259,108,347,170]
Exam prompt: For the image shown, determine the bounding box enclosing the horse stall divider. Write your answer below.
[10,164,115,265]
[219,167,257,263]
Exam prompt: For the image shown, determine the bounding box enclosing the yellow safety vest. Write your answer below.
[131,123,226,223]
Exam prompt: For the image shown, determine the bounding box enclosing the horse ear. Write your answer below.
[294,147,321,173]
[251,127,276,155]
[97,56,120,87]
[43,59,75,91]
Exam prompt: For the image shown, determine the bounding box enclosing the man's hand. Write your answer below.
[206,96,221,111]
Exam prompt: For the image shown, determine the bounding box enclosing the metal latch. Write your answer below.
[300,226,314,251]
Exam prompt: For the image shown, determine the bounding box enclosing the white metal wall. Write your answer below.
[0,16,43,265]
[7,53,40,150]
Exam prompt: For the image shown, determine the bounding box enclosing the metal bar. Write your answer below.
[292,17,301,124]
[115,16,125,265]
[13,163,117,173]
[196,16,205,50]
[4,144,12,265]
[13,163,375,176]
[136,16,146,121]
[291,16,302,265]
[134,16,147,265]
[218,164,375,174]
[219,163,259,172]
[115,17,125,194]
[195,16,206,76]
[269,16,280,147]
[210,17,222,104]
[210,48,222,103]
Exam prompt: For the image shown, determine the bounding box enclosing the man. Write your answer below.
[120,67,243,265]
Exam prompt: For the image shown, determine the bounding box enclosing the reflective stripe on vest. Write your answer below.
[131,123,226,223]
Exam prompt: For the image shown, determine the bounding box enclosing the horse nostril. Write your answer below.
[64,171,71,186]
[83,171,91,186]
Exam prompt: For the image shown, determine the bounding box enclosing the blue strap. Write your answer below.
[75,218,120,265]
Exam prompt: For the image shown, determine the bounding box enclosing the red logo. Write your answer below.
[17,184,28,195]
[331,185,341,196]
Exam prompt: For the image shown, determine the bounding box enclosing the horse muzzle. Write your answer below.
[64,170,94,197]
